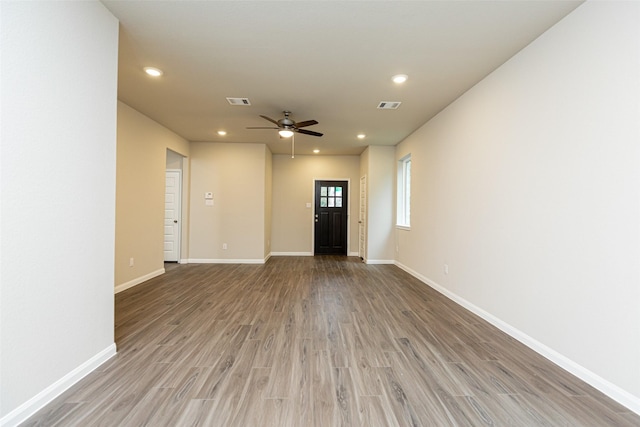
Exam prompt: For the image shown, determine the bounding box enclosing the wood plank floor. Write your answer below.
[24,256,639,426]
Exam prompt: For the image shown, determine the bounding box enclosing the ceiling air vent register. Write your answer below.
[377,101,401,110]
[226,97,251,106]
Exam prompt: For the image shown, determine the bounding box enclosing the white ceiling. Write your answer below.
[102,1,583,155]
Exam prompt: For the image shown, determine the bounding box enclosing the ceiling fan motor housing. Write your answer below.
[279,111,294,127]
[279,118,294,127]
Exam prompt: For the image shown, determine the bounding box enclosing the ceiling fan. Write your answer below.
[247,111,323,138]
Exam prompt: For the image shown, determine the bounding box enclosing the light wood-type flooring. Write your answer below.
[24,256,640,426]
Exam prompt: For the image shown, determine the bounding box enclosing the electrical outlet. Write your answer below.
[129,258,134,267]
[444,264,449,275]
[222,243,228,250]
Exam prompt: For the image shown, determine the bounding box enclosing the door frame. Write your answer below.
[165,169,182,262]
[359,175,367,261]
[311,178,350,255]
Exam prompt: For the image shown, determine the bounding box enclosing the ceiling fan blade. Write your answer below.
[247,126,279,129]
[259,115,280,126]
[294,120,318,128]
[297,129,323,137]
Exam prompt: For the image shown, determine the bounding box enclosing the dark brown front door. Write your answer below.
[314,180,348,255]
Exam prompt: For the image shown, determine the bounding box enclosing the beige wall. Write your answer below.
[188,142,267,262]
[115,102,189,290]
[271,155,361,255]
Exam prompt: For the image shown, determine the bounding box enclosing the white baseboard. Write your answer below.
[0,343,117,427]
[114,268,165,294]
[269,252,362,257]
[269,252,313,256]
[365,259,395,265]
[178,259,189,264]
[394,261,640,416]
[187,258,266,264]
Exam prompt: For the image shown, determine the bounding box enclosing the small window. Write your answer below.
[320,186,342,209]
[397,154,411,227]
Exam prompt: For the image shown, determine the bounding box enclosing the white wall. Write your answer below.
[0,2,119,425]
[188,142,268,262]
[271,155,361,255]
[361,146,395,263]
[395,0,640,411]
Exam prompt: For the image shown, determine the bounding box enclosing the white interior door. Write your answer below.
[164,170,181,262]
[359,175,367,261]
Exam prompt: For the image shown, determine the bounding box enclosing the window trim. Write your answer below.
[397,154,411,228]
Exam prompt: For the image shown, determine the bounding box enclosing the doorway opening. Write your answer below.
[165,149,185,263]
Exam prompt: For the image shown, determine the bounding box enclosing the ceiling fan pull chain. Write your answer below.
[291,134,295,159]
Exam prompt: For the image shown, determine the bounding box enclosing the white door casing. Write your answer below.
[164,170,181,262]
[359,175,367,261]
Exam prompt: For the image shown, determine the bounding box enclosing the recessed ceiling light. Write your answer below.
[217,130,227,136]
[357,134,366,139]
[144,67,163,77]
[313,149,320,154]
[392,74,408,84]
